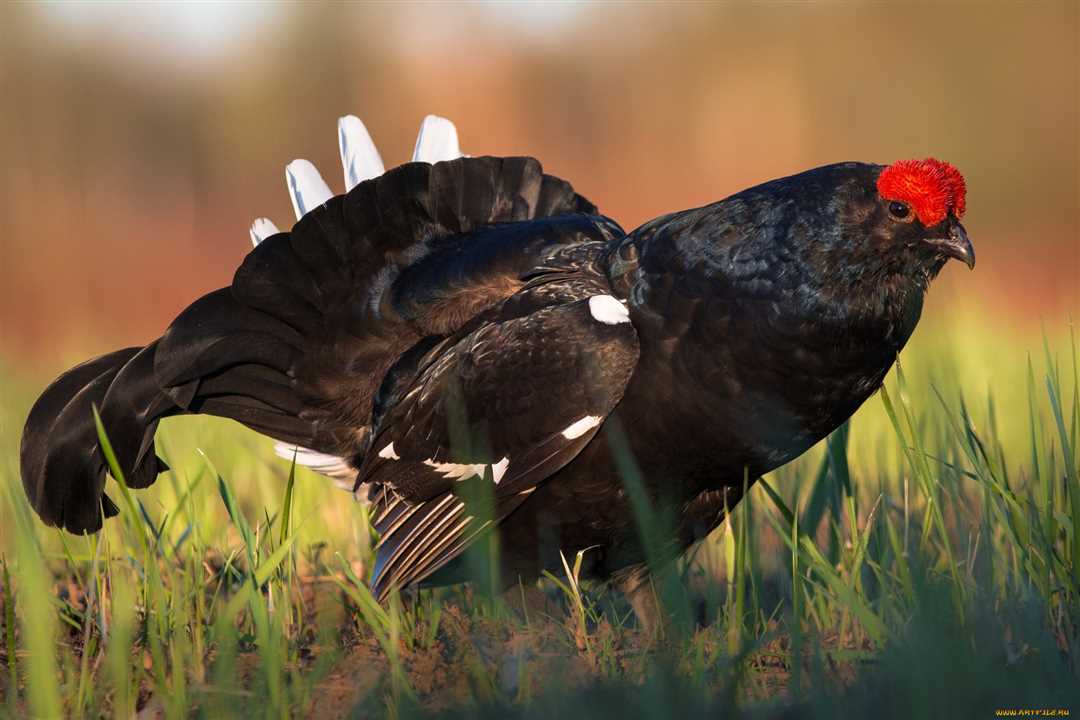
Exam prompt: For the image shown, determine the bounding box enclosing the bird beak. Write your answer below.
[925,221,975,270]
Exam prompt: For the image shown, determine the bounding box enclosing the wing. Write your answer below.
[157,156,605,460]
[361,286,639,599]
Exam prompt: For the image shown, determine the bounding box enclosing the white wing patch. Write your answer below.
[491,457,510,484]
[588,295,630,325]
[562,415,602,439]
[423,456,510,483]
[273,442,358,491]
[378,442,401,460]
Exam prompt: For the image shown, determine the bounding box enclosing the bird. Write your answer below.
[19,113,972,626]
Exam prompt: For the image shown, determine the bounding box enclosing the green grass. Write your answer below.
[0,317,1078,718]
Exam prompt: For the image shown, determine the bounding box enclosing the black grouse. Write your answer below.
[20,117,972,620]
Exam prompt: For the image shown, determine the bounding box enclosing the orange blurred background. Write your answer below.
[0,2,1076,368]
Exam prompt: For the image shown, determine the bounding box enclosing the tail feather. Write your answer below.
[21,348,140,533]
[98,340,176,490]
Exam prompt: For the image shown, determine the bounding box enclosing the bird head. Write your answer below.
[778,157,974,317]
[873,158,973,272]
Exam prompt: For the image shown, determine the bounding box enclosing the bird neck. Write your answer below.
[606,205,928,355]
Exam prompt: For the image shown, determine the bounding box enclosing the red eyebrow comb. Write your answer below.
[877,158,966,226]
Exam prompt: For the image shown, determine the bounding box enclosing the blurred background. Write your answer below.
[0,8,1076,713]
[0,1,1076,386]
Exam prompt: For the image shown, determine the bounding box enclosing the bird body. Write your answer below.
[415,161,955,595]
[20,121,972,610]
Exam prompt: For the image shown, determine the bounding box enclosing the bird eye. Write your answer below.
[888,201,911,220]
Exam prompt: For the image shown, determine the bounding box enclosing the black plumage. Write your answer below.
[20,154,972,611]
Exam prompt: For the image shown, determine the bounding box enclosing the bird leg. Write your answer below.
[613,565,666,638]
[501,579,556,625]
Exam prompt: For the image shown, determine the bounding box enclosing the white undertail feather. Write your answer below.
[412,115,462,164]
[249,218,279,247]
[285,159,333,220]
[338,115,385,190]
[252,115,462,239]
[273,442,358,492]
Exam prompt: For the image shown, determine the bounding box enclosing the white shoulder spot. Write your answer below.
[588,295,630,325]
[377,442,400,460]
[562,415,603,439]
